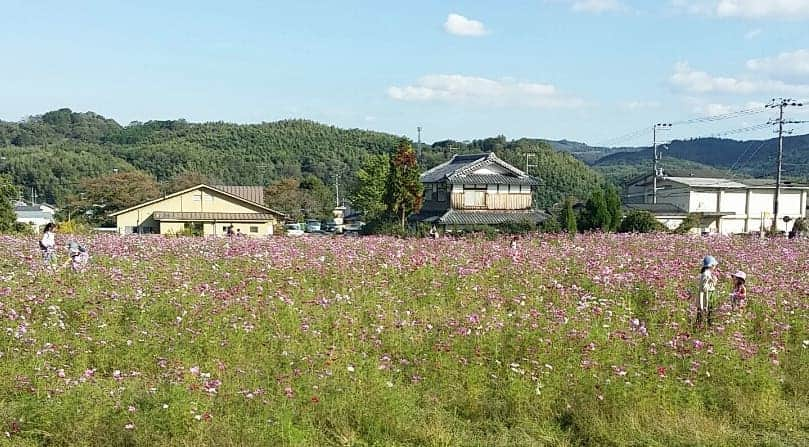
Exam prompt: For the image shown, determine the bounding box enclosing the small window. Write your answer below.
[192,193,202,202]
[250,226,259,233]
[222,226,229,233]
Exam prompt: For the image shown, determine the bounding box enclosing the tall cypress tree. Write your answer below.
[559,196,577,235]
[604,184,623,231]
[583,189,610,231]
[385,140,424,229]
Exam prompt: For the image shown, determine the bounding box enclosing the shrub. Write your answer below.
[539,215,562,233]
[501,219,536,235]
[58,219,93,235]
[618,210,665,233]
[674,213,702,234]
[362,217,406,237]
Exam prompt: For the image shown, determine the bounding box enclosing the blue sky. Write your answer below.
[2,0,809,146]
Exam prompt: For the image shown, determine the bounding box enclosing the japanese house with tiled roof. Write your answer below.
[109,184,287,236]
[414,152,547,228]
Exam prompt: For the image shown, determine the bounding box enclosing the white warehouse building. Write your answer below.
[624,174,809,235]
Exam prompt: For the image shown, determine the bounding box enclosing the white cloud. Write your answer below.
[387,74,583,108]
[670,62,757,94]
[571,0,628,13]
[444,13,488,36]
[672,0,809,19]
[746,49,809,79]
[669,61,809,95]
[692,101,766,116]
[744,28,762,40]
[621,100,661,110]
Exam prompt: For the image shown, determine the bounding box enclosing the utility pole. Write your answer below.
[416,126,422,158]
[766,98,804,231]
[652,123,672,204]
[524,153,537,174]
[334,173,340,207]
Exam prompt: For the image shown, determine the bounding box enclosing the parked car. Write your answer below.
[305,219,322,233]
[323,219,338,233]
[343,221,365,232]
[284,223,304,236]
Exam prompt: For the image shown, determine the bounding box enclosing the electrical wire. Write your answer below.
[595,106,769,148]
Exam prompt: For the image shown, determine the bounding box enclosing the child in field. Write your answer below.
[695,255,718,328]
[39,223,57,266]
[62,241,89,272]
[729,271,747,309]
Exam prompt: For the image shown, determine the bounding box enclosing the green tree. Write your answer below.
[539,214,562,233]
[351,154,390,221]
[559,196,577,235]
[299,174,333,218]
[581,189,611,231]
[604,184,622,231]
[164,171,212,194]
[265,178,307,220]
[0,175,19,233]
[619,210,665,233]
[385,140,423,229]
[80,170,161,225]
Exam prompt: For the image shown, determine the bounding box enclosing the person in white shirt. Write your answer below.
[39,223,57,265]
[695,255,718,328]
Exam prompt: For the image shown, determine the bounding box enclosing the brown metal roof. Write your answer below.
[152,211,279,222]
[213,185,265,205]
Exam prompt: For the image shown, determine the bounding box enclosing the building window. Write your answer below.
[437,184,447,202]
[250,226,259,233]
[192,193,202,202]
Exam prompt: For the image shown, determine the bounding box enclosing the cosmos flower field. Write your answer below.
[0,234,807,446]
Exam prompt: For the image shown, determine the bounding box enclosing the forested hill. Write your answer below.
[0,109,603,208]
[593,134,809,183]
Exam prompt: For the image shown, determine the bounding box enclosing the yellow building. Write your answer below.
[109,184,287,236]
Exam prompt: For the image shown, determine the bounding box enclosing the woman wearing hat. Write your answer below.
[729,271,747,309]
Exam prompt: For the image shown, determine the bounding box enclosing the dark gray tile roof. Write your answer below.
[448,174,540,186]
[421,152,539,186]
[421,154,490,183]
[213,185,265,205]
[624,203,687,214]
[14,206,55,212]
[152,211,279,222]
[437,209,549,225]
[15,211,54,220]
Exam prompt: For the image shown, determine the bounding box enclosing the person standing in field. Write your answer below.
[729,270,747,309]
[695,255,718,328]
[61,241,89,272]
[39,223,57,266]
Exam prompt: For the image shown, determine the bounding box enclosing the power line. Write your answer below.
[596,105,768,148]
[724,139,771,179]
[669,106,767,126]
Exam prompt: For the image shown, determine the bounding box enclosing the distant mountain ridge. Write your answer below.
[0,109,604,208]
[543,134,809,185]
